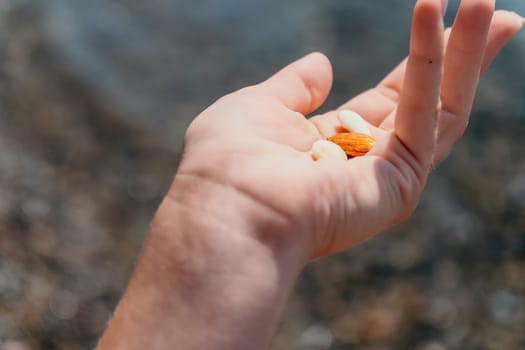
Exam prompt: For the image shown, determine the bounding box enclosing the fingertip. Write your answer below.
[411,0,445,55]
[413,0,445,23]
[480,10,525,75]
[305,52,333,75]
[496,10,525,31]
[453,0,495,28]
[301,52,334,110]
[260,52,333,115]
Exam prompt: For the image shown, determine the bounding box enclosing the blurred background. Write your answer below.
[1,0,525,349]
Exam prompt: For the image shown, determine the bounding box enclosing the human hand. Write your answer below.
[171,0,522,262]
[97,1,523,349]
[312,4,524,168]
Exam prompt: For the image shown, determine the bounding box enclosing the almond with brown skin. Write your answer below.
[327,132,376,157]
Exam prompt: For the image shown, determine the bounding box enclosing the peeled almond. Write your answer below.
[337,110,372,136]
[311,139,347,161]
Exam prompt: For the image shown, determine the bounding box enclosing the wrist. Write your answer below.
[97,172,305,350]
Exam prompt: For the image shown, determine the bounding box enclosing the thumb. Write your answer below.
[256,52,333,115]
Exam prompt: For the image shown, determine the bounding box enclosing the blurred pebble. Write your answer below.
[422,178,482,245]
[0,262,26,299]
[25,276,54,310]
[426,296,457,328]
[500,260,525,292]
[0,187,14,217]
[20,197,51,221]
[0,315,23,338]
[49,288,79,320]
[67,266,112,299]
[507,173,525,207]
[331,313,359,344]
[314,288,346,320]
[311,259,349,287]
[27,222,57,257]
[55,339,84,350]
[1,340,33,350]
[415,341,447,350]
[388,238,422,270]
[84,302,112,334]
[296,324,333,350]
[358,308,398,343]
[489,290,524,325]
[126,172,162,203]
[433,260,461,291]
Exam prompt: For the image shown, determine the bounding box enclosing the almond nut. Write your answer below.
[338,110,372,136]
[311,139,348,161]
[327,132,375,157]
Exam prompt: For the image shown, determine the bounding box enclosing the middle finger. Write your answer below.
[438,0,494,144]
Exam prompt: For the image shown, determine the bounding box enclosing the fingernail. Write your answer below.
[441,0,448,16]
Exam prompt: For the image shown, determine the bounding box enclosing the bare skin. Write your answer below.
[96,1,523,349]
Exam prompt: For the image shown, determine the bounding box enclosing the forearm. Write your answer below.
[96,175,304,350]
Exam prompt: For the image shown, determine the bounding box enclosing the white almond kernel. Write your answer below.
[337,110,372,136]
[311,140,347,161]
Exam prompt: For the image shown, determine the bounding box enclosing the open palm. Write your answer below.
[175,0,523,262]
